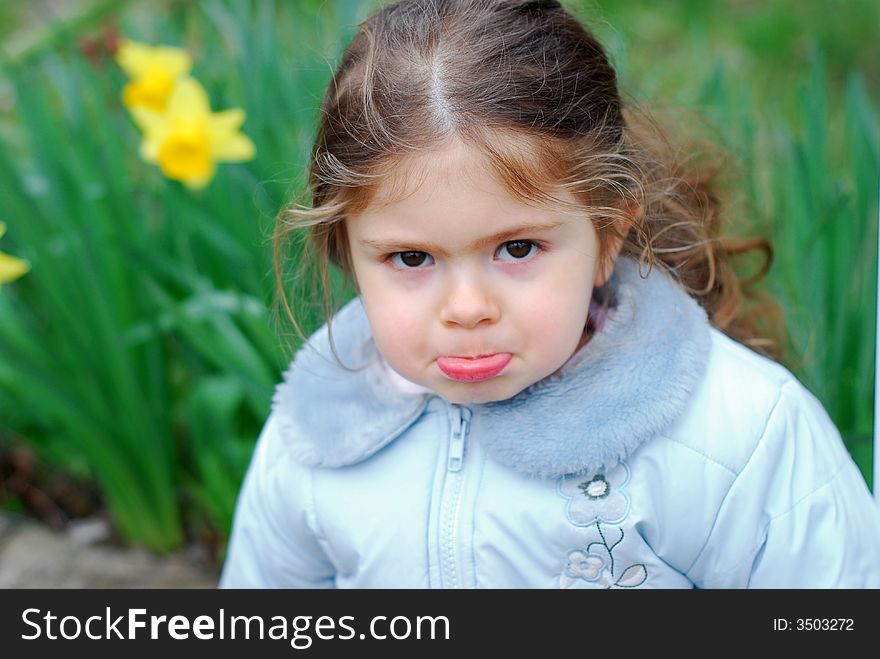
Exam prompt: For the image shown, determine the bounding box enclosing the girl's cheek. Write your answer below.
[513,274,590,326]
[375,314,428,366]
[369,285,429,334]
[386,320,418,347]
[383,266,435,291]
[494,254,550,281]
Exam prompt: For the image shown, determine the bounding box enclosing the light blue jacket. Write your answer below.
[220,256,880,588]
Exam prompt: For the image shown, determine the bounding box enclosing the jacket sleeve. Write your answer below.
[219,413,337,588]
[686,380,880,588]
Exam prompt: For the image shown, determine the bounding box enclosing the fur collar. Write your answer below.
[272,256,711,477]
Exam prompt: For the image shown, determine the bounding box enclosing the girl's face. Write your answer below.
[346,138,613,404]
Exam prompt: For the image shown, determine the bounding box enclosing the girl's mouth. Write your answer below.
[436,353,513,383]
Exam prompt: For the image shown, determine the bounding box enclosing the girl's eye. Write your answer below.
[496,240,539,261]
[389,251,434,269]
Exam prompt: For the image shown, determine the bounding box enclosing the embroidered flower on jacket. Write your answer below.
[560,524,649,590]
[564,549,605,581]
[557,461,631,526]
[579,474,609,498]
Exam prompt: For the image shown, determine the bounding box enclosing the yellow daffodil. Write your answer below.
[0,223,30,285]
[116,38,192,112]
[132,77,256,189]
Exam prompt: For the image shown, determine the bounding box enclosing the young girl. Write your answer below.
[220,0,880,588]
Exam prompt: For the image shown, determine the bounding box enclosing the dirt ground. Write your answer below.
[0,514,220,588]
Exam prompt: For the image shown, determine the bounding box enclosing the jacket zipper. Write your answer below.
[447,404,470,472]
[439,403,472,588]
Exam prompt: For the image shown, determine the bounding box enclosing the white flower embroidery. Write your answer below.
[564,549,605,581]
[557,461,631,526]
[583,478,609,498]
[560,563,647,589]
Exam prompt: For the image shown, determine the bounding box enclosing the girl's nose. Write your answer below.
[440,273,501,329]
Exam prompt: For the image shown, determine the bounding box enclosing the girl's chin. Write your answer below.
[434,378,531,405]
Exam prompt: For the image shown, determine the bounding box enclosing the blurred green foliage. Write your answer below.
[0,0,876,552]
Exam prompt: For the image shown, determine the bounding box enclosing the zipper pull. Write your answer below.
[447,405,472,472]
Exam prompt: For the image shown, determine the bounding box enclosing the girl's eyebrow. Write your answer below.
[359,221,566,256]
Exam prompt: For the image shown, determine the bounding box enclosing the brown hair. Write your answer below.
[275,0,784,362]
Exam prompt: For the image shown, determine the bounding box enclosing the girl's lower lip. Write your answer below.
[436,353,513,383]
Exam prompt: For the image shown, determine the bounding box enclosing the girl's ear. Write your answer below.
[593,214,632,287]
[594,238,622,288]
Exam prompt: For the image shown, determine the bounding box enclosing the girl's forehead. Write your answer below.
[365,133,571,214]
[372,137,490,205]
[348,144,587,240]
